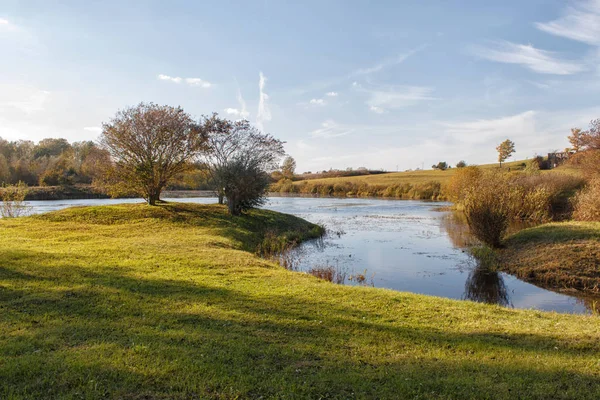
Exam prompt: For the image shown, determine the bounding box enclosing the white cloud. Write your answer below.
[535,0,600,46]
[185,77,212,88]
[157,74,212,87]
[440,111,537,145]
[224,108,241,116]
[0,87,50,113]
[256,72,271,131]
[309,98,325,105]
[326,92,338,97]
[158,74,182,83]
[472,41,586,75]
[83,126,102,133]
[311,120,353,138]
[0,18,16,31]
[364,86,436,111]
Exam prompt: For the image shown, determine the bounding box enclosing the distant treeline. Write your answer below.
[0,137,212,191]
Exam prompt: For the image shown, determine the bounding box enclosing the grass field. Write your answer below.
[1,203,600,399]
[287,160,580,188]
[501,221,600,295]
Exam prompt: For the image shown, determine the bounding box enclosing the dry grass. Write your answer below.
[501,222,600,294]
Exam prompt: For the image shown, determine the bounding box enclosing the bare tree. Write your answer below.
[201,114,285,204]
[100,103,207,205]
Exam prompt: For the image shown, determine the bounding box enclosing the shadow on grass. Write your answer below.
[2,265,600,398]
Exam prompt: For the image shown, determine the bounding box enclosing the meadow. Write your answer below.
[1,203,599,399]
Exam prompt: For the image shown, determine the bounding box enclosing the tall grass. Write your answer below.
[573,178,600,221]
[453,169,585,247]
[271,179,446,200]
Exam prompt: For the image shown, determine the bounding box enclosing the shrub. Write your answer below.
[446,166,482,202]
[463,180,511,248]
[215,155,270,216]
[0,181,30,218]
[573,178,600,221]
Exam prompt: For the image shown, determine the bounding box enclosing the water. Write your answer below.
[14,196,599,315]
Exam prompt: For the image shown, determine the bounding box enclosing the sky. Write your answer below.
[1,0,600,172]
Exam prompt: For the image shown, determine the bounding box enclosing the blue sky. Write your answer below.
[1,0,600,172]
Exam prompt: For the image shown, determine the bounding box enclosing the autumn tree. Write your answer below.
[496,139,515,167]
[568,128,586,152]
[201,114,285,205]
[281,156,297,179]
[100,103,207,205]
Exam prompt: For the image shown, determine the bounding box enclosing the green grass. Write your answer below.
[1,203,600,399]
[501,221,600,294]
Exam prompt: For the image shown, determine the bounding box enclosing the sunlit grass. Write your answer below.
[1,203,599,399]
[502,221,600,294]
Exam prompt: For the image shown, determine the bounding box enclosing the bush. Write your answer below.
[463,176,511,248]
[573,178,600,221]
[215,155,270,216]
[446,166,482,202]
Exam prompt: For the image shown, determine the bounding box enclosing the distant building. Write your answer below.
[547,152,571,168]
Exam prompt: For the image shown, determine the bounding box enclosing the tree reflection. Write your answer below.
[463,263,511,307]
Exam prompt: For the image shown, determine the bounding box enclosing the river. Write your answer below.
[13,196,599,315]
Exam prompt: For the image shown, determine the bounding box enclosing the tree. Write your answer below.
[456,160,467,168]
[213,154,271,216]
[100,103,207,205]
[568,128,586,153]
[201,114,285,205]
[496,139,515,167]
[281,156,296,179]
[432,161,448,171]
[583,119,600,150]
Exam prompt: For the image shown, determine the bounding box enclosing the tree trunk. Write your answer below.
[218,193,224,204]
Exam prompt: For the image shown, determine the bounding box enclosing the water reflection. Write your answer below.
[462,259,511,307]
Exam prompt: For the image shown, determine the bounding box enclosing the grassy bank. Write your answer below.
[501,222,600,294]
[1,203,600,399]
[272,160,581,200]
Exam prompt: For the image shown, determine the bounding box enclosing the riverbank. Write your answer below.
[500,222,600,294]
[1,203,599,398]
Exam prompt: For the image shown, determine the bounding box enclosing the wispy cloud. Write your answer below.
[309,98,325,105]
[157,74,212,87]
[0,18,16,31]
[363,85,436,112]
[440,111,537,145]
[311,120,354,138]
[351,48,422,76]
[83,126,102,133]
[326,92,338,97]
[158,74,182,83]
[185,78,212,88]
[0,87,50,113]
[535,0,600,46]
[369,106,385,114]
[256,72,271,131]
[471,41,586,75]
[291,46,425,95]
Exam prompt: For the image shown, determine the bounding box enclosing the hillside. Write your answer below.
[1,203,599,399]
